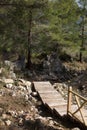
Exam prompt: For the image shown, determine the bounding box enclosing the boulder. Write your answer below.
[3,79,14,84]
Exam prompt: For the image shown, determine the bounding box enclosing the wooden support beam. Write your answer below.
[74,95,86,124]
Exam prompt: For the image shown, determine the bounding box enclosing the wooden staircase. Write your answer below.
[33,81,67,116]
[33,81,87,127]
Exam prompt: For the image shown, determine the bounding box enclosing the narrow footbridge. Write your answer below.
[33,81,87,128]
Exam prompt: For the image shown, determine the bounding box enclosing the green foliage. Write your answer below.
[0,0,87,62]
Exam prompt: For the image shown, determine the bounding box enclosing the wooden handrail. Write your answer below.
[67,86,87,125]
[69,89,87,102]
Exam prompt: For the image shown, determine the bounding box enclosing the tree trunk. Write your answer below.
[26,10,32,69]
[79,16,84,62]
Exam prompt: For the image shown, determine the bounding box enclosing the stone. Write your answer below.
[25,81,31,87]
[0,90,5,96]
[18,78,25,84]
[4,60,14,71]
[0,68,3,74]
[9,71,16,79]
[49,120,54,126]
[5,120,11,126]
[3,79,14,84]
[18,110,24,116]
[18,118,24,126]
[18,85,26,91]
[6,110,17,118]
[4,60,12,66]
[0,108,4,115]
[5,84,13,89]
[71,128,80,130]
[24,94,29,101]
[31,92,38,97]
[0,119,5,126]
[2,114,8,119]
[26,85,32,94]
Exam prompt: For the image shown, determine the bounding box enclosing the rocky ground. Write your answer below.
[0,60,87,130]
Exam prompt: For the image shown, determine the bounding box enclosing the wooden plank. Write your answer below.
[33,81,55,90]
[42,98,67,105]
[54,108,67,116]
[39,91,59,94]
[42,98,66,102]
[48,103,67,107]
[39,90,56,93]
[39,95,62,99]
[42,99,66,103]
[51,104,67,110]
[33,82,53,88]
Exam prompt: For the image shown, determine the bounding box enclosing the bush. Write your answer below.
[59,52,72,62]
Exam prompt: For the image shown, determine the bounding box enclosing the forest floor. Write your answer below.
[0,61,87,130]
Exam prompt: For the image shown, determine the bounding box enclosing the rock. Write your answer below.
[0,119,5,126]
[3,79,14,84]
[49,120,54,126]
[18,110,24,116]
[0,108,4,115]
[25,81,31,87]
[13,55,25,71]
[0,68,3,74]
[18,79,31,93]
[71,128,80,130]
[4,60,14,71]
[4,60,12,67]
[2,114,8,119]
[5,84,13,89]
[26,85,32,94]
[6,110,17,118]
[24,94,29,101]
[9,71,16,79]
[31,92,38,97]
[18,85,26,91]
[43,52,64,75]
[18,118,24,126]
[5,120,11,126]
[0,90,5,96]
[18,78,25,84]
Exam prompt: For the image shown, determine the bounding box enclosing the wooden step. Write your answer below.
[42,99,67,104]
[53,107,67,116]
[39,95,62,100]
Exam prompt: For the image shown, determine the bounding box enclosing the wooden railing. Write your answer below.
[67,86,87,125]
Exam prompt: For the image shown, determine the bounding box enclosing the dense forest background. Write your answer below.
[0,0,87,69]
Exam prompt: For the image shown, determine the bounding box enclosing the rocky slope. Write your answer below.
[0,60,86,130]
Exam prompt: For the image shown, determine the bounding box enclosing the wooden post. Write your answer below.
[67,86,72,115]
